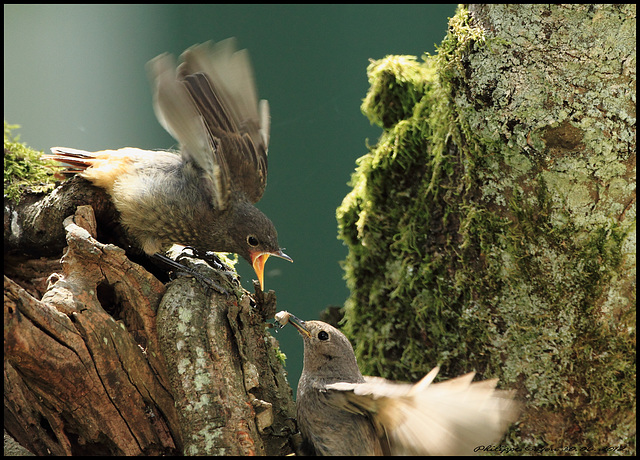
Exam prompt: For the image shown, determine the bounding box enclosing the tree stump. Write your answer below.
[5,183,297,455]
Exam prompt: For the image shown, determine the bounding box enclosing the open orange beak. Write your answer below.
[250,249,293,291]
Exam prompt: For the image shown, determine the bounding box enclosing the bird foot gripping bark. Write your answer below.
[153,249,239,296]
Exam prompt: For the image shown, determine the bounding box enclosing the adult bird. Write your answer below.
[276,311,520,456]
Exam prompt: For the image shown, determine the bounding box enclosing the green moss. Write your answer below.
[274,347,287,367]
[361,55,436,129]
[337,4,635,454]
[216,252,239,270]
[4,121,60,203]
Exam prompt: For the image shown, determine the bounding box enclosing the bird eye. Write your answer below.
[247,235,259,247]
[318,331,329,341]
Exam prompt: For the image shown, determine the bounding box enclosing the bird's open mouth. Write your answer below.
[251,250,292,290]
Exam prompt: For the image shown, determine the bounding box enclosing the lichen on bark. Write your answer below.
[337,4,635,453]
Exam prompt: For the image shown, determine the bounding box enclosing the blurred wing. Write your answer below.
[326,367,519,456]
[179,39,269,204]
[148,52,227,209]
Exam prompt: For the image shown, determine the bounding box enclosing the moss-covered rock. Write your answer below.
[337,4,635,453]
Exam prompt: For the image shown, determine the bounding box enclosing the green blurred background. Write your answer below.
[4,4,457,392]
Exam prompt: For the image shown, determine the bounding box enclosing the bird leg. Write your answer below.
[151,252,229,296]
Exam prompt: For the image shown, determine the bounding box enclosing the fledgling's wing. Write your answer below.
[149,51,227,209]
[326,367,519,456]
[181,39,269,205]
[149,40,269,209]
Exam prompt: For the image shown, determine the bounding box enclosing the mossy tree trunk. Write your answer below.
[337,4,635,454]
[4,169,297,453]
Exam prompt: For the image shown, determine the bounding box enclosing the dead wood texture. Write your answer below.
[4,180,297,455]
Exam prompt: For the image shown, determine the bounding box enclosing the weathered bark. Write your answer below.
[5,205,176,455]
[337,4,635,455]
[4,182,297,454]
[4,175,121,258]
[156,262,296,455]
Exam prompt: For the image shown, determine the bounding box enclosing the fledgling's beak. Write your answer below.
[287,314,311,338]
[251,249,293,291]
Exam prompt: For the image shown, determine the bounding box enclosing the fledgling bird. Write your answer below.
[44,40,291,291]
[275,311,520,456]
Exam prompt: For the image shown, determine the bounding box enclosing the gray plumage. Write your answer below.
[275,311,520,456]
[44,40,290,290]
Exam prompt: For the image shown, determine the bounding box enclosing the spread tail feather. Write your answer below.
[43,147,97,174]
